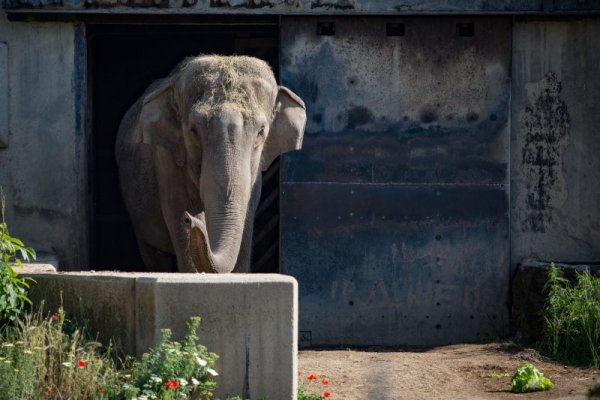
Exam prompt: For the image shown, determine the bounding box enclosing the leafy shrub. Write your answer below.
[119,316,218,400]
[543,263,600,367]
[0,190,35,329]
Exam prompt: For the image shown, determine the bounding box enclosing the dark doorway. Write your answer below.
[89,23,279,271]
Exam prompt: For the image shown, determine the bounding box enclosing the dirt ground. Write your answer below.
[298,342,600,400]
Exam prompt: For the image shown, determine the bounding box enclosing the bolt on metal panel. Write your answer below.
[280,17,511,346]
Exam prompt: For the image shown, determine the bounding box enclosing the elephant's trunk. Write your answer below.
[184,157,253,273]
[184,195,250,273]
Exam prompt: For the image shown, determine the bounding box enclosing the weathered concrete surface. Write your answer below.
[4,0,600,15]
[0,42,7,148]
[511,258,600,343]
[24,271,298,400]
[280,17,511,346]
[511,18,600,272]
[0,14,86,269]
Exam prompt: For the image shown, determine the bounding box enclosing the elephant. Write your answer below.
[115,55,306,273]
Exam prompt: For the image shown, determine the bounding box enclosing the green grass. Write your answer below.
[542,263,600,368]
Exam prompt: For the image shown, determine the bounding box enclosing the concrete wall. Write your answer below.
[280,16,511,346]
[26,271,298,400]
[511,18,600,269]
[0,14,86,268]
[4,0,600,15]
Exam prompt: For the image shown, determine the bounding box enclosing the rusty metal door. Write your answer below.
[279,17,511,346]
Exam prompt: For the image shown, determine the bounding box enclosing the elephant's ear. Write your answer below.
[261,86,307,171]
[139,82,186,167]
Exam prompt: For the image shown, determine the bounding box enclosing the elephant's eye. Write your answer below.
[190,127,199,137]
[254,127,266,148]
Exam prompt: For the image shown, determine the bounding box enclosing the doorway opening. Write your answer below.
[88,23,279,271]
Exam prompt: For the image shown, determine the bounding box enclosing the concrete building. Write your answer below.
[1,0,599,346]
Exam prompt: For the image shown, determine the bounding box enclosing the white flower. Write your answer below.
[149,375,162,383]
[61,361,72,368]
[207,368,218,377]
[2,343,13,347]
[23,350,33,354]
[192,378,200,386]
[196,356,207,367]
[178,378,188,387]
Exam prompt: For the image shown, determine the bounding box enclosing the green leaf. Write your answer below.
[511,363,554,393]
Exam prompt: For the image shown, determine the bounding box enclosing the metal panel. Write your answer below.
[0,43,7,148]
[280,17,511,346]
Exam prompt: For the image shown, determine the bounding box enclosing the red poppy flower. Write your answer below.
[322,378,329,385]
[307,374,317,381]
[78,360,86,368]
[52,314,58,322]
[97,386,105,393]
[165,378,180,389]
[324,391,331,398]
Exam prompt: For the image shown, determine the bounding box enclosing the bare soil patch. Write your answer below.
[299,342,600,400]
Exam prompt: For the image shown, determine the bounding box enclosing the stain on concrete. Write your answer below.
[347,106,374,129]
[420,108,438,124]
[14,204,68,220]
[521,72,570,233]
[311,0,354,10]
[210,0,292,8]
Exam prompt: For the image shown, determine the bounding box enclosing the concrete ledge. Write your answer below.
[23,270,298,400]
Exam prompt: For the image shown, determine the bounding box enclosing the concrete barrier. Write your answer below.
[23,270,298,400]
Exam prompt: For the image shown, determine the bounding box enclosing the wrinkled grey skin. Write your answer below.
[116,55,306,273]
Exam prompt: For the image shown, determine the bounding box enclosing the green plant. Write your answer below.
[543,263,600,367]
[0,189,35,329]
[119,316,219,400]
[0,306,122,399]
[511,363,554,393]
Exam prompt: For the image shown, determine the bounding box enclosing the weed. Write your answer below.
[543,263,600,367]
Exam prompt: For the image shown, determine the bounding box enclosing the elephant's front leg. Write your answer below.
[155,148,198,273]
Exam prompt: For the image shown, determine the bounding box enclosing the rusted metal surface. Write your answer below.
[279,17,511,346]
[4,0,600,15]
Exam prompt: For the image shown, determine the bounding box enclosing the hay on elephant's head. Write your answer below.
[184,55,276,118]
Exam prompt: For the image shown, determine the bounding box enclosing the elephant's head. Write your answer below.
[138,55,306,273]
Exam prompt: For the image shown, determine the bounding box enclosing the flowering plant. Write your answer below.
[119,316,218,400]
[298,371,331,399]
